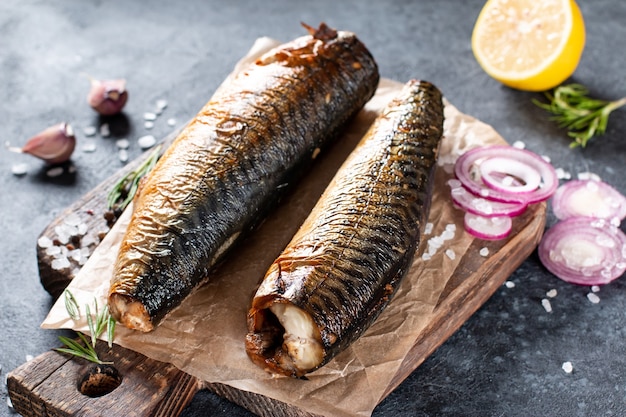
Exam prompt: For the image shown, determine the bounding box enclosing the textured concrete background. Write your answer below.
[1,0,625,416]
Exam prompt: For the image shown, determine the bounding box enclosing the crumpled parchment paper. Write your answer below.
[43,36,505,417]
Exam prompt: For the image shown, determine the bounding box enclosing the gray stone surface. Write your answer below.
[1,0,624,415]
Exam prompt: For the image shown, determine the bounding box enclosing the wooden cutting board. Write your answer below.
[7,124,547,417]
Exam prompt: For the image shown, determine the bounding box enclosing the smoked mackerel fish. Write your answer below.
[246,79,444,377]
[108,23,380,332]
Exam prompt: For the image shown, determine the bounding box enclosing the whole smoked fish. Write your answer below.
[246,80,444,377]
[108,23,379,332]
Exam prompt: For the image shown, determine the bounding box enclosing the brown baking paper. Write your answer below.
[43,37,505,417]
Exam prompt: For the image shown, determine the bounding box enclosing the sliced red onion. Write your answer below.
[463,212,512,240]
[479,156,542,194]
[538,217,626,285]
[448,179,527,217]
[551,179,626,222]
[455,145,558,204]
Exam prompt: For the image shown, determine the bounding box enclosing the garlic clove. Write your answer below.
[8,122,76,164]
[87,78,128,116]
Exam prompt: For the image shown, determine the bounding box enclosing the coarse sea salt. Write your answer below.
[562,361,573,373]
[83,126,97,137]
[138,135,156,149]
[591,285,600,293]
[81,141,97,153]
[546,289,558,298]
[504,281,515,288]
[587,293,600,304]
[144,121,154,129]
[118,149,129,163]
[479,247,489,257]
[37,236,53,249]
[167,117,177,127]
[100,123,110,137]
[46,167,64,178]
[11,163,28,176]
[541,298,553,313]
[445,249,456,260]
[144,112,157,121]
[116,138,130,149]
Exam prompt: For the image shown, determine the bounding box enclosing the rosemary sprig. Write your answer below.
[533,83,626,148]
[107,144,162,212]
[55,292,115,364]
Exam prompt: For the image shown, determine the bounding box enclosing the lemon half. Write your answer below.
[471,0,586,91]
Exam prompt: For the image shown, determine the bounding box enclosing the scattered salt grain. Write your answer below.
[156,99,168,111]
[445,249,456,260]
[562,361,573,374]
[11,163,28,176]
[504,281,515,288]
[100,123,110,137]
[591,285,600,293]
[587,293,600,304]
[64,212,82,227]
[83,126,97,137]
[577,171,601,181]
[25,354,33,362]
[37,236,53,249]
[138,135,156,149]
[541,298,553,313]
[116,138,130,149]
[424,222,434,235]
[46,167,64,178]
[7,396,14,412]
[546,289,558,298]
[541,155,551,163]
[118,149,129,163]
[51,257,71,270]
[555,167,571,180]
[167,117,177,127]
[479,247,489,257]
[45,245,61,256]
[512,140,525,149]
[81,141,97,153]
[144,121,154,129]
[144,112,157,121]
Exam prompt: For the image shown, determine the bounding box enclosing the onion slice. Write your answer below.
[448,179,527,217]
[463,213,513,240]
[538,217,626,286]
[551,179,626,222]
[455,145,558,204]
[479,156,542,194]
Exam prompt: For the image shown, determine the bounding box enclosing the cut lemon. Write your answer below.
[471,0,585,91]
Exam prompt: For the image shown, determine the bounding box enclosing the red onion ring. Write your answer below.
[551,179,626,222]
[448,179,527,217]
[463,212,513,240]
[455,145,558,204]
[479,156,542,194]
[538,217,626,285]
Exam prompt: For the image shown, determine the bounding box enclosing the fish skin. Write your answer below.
[246,79,445,377]
[108,23,380,332]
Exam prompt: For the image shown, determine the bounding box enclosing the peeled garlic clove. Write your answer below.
[9,122,76,164]
[88,78,128,116]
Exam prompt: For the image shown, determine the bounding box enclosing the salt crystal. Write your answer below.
[562,361,573,373]
[68,164,77,174]
[541,155,551,163]
[7,396,14,411]
[591,285,600,293]
[25,354,33,362]
[424,222,434,235]
[422,253,432,261]
[167,118,177,127]
[504,281,515,288]
[144,112,157,121]
[64,212,82,227]
[138,135,156,149]
[77,222,88,235]
[69,249,82,262]
[11,163,28,176]
[587,293,600,304]
[479,247,489,257]
[118,149,129,162]
[46,167,64,177]
[445,249,456,260]
[541,298,553,313]
[51,257,71,270]
[81,141,97,153]
[37,236,53,249]
[45,245,61,256]
[100,123,110,137]
[512,141,525,149]
[577,171,601,181]
[546,289,558,298]
[83,126,97,137]
[144,121,154,129]
[156,99,168,111]
[81,234,98,247]
[555,167,571,180]
[116,138,130,149]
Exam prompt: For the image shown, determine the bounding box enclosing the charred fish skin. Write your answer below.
[108,23,380,332]
[246,80,444,377]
